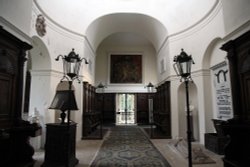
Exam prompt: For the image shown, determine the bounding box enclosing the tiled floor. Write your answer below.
[34,128,223,167]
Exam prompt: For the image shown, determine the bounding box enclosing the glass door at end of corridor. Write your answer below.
[116,93,136,125]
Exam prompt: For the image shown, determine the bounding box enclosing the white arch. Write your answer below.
[85,13,168,51]
[202,37,223,69]
[177,82,199,141]
[29,36,51,70]
[28,36,52,149]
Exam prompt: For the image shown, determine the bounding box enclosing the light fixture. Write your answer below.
[96,82,107,93]
[51,48,88,125]
[49,90,78,124]
[145,82,154,92]
[173,48,194,80]
[56,48,89,82]
[173,49,195,167]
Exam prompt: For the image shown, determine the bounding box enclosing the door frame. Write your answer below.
[115,93,137,125]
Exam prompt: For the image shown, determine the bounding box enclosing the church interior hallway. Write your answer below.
[33,125,223,167]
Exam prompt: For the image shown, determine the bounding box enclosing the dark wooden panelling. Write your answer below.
[153,81,171,138]
[221,30,250,167]
[82,82,101,139]
[136,93,152,124]
[0,26,41,167]
[102,93,115,124]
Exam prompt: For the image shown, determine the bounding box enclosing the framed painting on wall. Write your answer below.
[110,54,142,83]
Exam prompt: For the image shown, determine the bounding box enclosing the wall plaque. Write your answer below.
[211,61,233,120]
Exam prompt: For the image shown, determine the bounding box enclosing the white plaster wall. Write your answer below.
[30,4,93,81]
[173,70,213,144]
[83,38,96,84]
[85,13,168,51]
[0,0,33,36]
[95,44,157,93]
[166,4,225,77]
[34,0,216,38]
[177,82,199,141]
[157,40,170,82]
[29,70,55,148]
[210,40,227,67]
[0,0,250,147]
[165,4,226,144]
[170,78,180,139]
[27,4,95,143]
[221,0,250,36]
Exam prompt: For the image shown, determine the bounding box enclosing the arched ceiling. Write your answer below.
[100,32,153,48]
[35,0,218,51]
[86,13,167,50]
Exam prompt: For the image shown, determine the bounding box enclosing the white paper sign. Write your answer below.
[211,62,233,120]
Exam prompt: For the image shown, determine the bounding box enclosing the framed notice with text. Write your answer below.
[211,61,233,120]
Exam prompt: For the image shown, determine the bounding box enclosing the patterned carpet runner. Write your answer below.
[91,126,171,167]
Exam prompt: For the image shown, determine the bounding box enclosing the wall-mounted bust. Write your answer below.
[35,14,46,37]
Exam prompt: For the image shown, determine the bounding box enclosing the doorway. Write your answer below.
[116,94,136,125]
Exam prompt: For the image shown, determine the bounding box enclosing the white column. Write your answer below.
[192,70,214,144]
[170,77,181,139]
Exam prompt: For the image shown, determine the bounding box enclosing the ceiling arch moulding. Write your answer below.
[33,0,96,56]
[167,0,221,43]
[99,32,154,48]
[85,13,168,51]
[34,0,219,54]
[156,0,220,61]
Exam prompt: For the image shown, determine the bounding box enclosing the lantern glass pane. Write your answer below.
[180,62,188,74]
[70,62,75,74]
[147,87,153,92]
[65,61,76,78]
[74,61,81,76]
[180,60,191,76]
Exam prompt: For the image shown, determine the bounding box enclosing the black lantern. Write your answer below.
[56,48,89,81]
[173,48,194,79]
[96,82,107,93]
[145,82,154,92]
[52,48,88,125]
[173,49,195,167]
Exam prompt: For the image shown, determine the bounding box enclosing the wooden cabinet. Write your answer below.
[0,27,31,128]
[0,26,41,167]
[42,123,78,167]
[221,30,250,167]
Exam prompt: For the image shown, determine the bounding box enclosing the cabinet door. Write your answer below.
[0,74,14,128]
[103,93,115,124]
[241,71,250,120]
[136,93,149,124]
